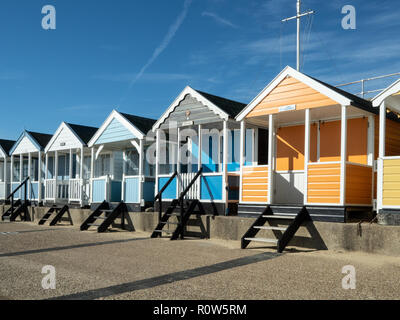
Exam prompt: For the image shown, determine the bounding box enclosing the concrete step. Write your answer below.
[253,226,287,231]
[244,237,278,244]
[262,215,294,220]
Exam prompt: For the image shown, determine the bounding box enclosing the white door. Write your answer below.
[274,171,304,205]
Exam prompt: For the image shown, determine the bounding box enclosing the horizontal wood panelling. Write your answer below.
[307,163,341,204]
[160,94,223,129]
[345,163,372,205]
[383,159,400,206]
[247,76,338,118]
[242,166,268,203]
[242,196,268,203]
[242,177,268,184]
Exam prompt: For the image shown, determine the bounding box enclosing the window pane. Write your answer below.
[125,150,139,176]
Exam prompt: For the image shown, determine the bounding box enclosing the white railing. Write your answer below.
[57,180,69,200]
[336,72,400,98]
[179,172,199,199]
[45,179,56,200]
[69,179,82,202]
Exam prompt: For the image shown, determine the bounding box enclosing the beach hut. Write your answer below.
[152,86,247,216]
[372,79,400,225]
[87,110,156,211]
[0,139,16,202]
[43,122,98,207]
[9,131,52,203]
[236,66,383,223]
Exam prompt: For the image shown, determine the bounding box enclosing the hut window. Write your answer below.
[245,129,254,165]
[0,161,4,182]
[95,154,111,178]
[201,132,219,172]
[31,158,39,181]
[13,161,20,181]
[227,129,241,171]
[125,149,139,176]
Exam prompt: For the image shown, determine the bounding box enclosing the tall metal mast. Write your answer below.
[282,0,315,71]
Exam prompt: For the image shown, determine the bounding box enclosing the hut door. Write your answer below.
[274,125,306,205]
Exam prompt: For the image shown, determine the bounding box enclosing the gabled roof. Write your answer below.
[88,110,156,147]
[10,130,53,155]
[28,131,53,149]
[372,78,400,107]
[66,123,99,145]
[195,90,246,118]
[119,113,156,135]
[236,66,374,121]
[153,86,247,131]
[44,122,99,152]
[0,139,16,158]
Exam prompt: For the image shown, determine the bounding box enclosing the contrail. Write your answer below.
[128,0,193,89]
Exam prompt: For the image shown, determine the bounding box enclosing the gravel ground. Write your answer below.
[0,221,399,300]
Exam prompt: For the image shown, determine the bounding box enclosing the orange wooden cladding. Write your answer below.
[276,124,317,171]
[374,115,400,158]
[319,118,368,165]
[242,166,268,203]
[307,162,341,204]
[345,164,373,205]
[247,76,338,118]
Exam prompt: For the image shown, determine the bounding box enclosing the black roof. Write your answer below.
[66,123,99,145]
[119,113,157,135]
[195,90,247,118]
[310,76,375,113]
[0,139,16,155]
[27,131,53,149]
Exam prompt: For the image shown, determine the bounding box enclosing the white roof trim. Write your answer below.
[372,79,400,107]
[88,110,145,147]
[44,122,85,153]
[152,86,229,131]
[236,66,353,121]
[0,146,6,159]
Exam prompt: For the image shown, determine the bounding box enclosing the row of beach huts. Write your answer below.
[2,66,400,244]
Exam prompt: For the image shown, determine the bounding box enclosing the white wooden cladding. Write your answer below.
[46,125,83,152]
[179,172,199,199]
[45,178,89,204]
[69,179,82,201]
[12,136,38,155]
[45,179,56,200]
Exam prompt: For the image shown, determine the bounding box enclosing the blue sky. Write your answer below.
[0,0,399,140]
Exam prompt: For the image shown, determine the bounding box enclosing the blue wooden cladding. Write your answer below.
[110,181,122,202]
[92,179,106,202]
[30,182,39,199]
[95,118,136,145]
[200,175,223,200]
[124,177,139,203]
[143,181,155,201]
[11,183,21,199]
[158,176,177,199]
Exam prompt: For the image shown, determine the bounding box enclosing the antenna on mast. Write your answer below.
[282,0,315,71]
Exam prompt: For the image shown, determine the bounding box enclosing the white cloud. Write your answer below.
[128,0,193,88]
[94,73,193,82]
[202,11,238,29]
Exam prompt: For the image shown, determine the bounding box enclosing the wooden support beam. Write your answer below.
[139,139,144,207]
[268,115,274,204]
[340,105,347,206]
[304,109,310,205]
